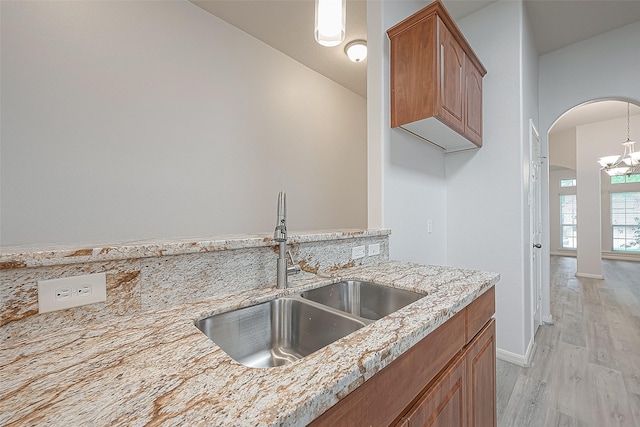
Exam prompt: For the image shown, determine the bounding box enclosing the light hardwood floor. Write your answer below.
[497,256,640,427]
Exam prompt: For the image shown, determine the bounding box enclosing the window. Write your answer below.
[611,174,640,184]
[560,194,577,249]
[560,179,576,187]
[611,192,640,252]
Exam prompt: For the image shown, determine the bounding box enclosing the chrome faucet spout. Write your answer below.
[274,191,298,289]
[274,191,286,242]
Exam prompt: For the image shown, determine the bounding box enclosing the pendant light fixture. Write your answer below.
[598,102,640,176]
[315,0,345,47]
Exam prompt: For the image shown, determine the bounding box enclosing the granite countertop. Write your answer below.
[0,260,499,426]
[0,229,392,269]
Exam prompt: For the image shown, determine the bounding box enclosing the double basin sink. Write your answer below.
[195,280,425,368]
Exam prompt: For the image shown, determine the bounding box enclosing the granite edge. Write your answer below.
[0,229,392,270]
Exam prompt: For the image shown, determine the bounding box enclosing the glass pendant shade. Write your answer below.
[605,166,631,176]
[315,0,345,47]
[598,102,639,176]
[621,142,640,165]
[628,150,640,164]
[598,155,621,168]
[345,40,367,62]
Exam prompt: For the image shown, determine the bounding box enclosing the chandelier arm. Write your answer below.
[598,102,636,176]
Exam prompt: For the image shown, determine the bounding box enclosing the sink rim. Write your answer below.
[193,279,426,368]
[194,294,369,369]
[300,279,427,321]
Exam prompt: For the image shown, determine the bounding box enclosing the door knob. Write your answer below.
[533,243,542,249]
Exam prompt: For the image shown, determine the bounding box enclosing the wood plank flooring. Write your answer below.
[497,256,640,427]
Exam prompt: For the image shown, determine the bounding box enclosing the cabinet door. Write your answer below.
[389,15,437,128]
[403,354,466,427]
[436,17,465,134]
[464,59,483,147]
[466,319,496,427]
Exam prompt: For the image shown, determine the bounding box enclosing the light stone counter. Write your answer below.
[0,261,499,426]
[0,229,391,269]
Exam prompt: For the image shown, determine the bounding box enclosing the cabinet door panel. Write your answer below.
[405,355,466,427]
[465,60,483,147]
[466,287,495,342]
[436,17,464,133]
[389,15,437,128]
[466,319,496,427]
[309,311,465,426]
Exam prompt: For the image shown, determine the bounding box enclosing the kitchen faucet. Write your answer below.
[274,191,300,289]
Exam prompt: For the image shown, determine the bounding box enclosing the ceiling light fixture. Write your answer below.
[345,40,367,62]
[315,0,345,47]
[598,102,640,176]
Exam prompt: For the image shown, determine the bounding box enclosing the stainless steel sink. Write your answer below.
[300,280,425,320]
[195,297,366,368]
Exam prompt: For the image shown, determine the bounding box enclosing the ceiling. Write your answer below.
[192,0,369,97]
[191,0,640,99]
[551,100,640,134]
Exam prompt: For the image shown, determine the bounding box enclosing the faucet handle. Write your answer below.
[286,250,301,275]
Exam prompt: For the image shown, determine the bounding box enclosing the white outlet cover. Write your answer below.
[368,243,381,256]
[352,245,366,259]
[38,272,107,313]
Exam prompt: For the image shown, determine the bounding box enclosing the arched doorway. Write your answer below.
[544,98,640,320]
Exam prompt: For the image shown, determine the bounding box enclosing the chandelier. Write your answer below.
[598,102,640,176]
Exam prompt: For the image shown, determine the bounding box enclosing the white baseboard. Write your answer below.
[575,272,604,279]
[542,314,554,325]
[602,252,640,262]
[550,250,576,257]
[551,251,640,262]
[525,339,537,367]
[497,340,537,368]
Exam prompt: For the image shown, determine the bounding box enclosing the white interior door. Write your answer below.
[530,120,543,335]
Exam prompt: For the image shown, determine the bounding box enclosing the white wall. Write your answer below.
[367,0,388,232]
[548,168,577,254]
[549,115,640,258]
[548,127,578,257]
[369,1,448,266]
[369,0,538,361]
[521,1,540,350]
[578,116,640,263]
[447,1,534,361]
[599,116,640,256]
[549,128,577,171]
[539,20,640,321]
[0,1,367,246]
[575,123,604,277]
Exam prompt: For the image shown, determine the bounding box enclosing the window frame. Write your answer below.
[610,191,640,252]
[560,193,577,250]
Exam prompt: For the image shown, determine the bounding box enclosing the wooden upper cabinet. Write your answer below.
[388,14,438,128]
[387,0,487,152]
[465,58,484,147]
[437,17,465,135]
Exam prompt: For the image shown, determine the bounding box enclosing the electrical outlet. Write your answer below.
[368,243,381,256]
[38,272,106,313]
[352,245,366,259]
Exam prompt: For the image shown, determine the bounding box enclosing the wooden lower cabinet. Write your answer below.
[399,319,496,427]
[309,287,496,427]
[401,353,466,427]
[466,320,497,427]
